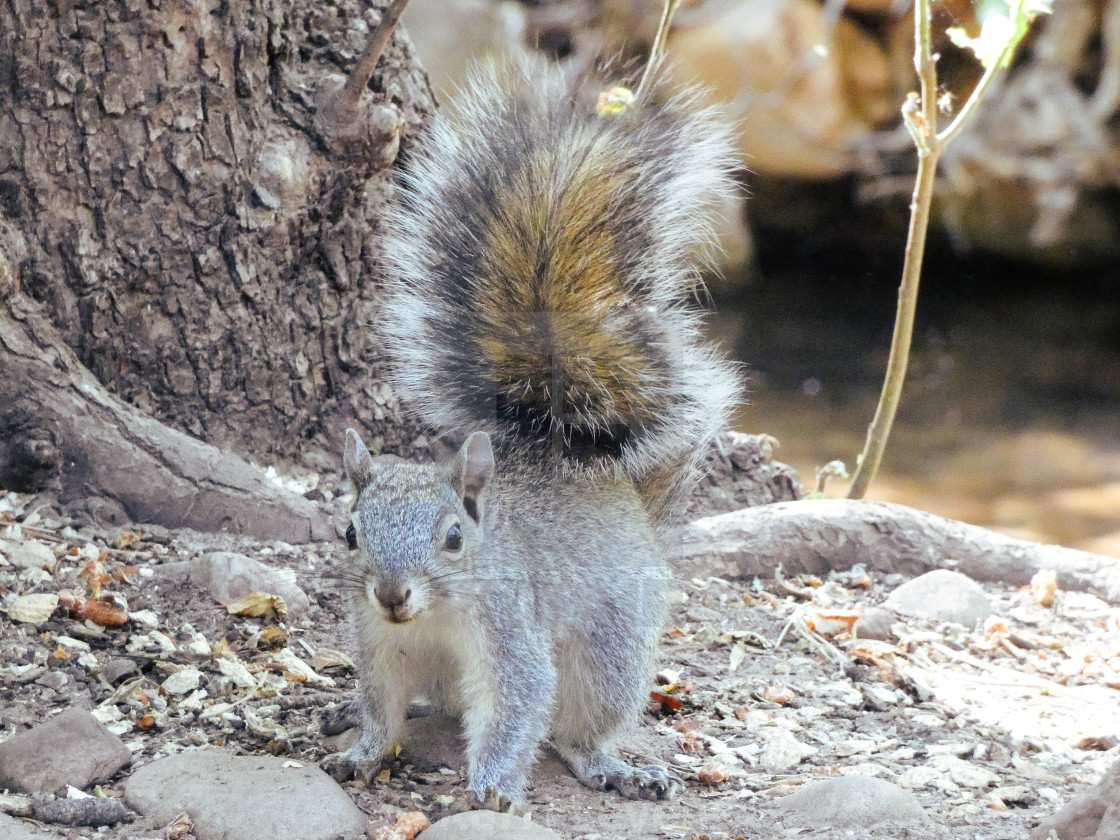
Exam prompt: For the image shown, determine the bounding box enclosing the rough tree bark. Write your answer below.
[0,0,437,535]
[0,0,434,461]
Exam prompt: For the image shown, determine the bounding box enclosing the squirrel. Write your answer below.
[341,58,741,809]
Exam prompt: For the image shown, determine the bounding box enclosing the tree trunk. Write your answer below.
[0,291,334,543]
[0,0,435,473]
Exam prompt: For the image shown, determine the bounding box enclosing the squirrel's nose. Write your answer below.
[374,585,411,610]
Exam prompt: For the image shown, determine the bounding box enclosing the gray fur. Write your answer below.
[344,58,740,808]
[344,433,676,805]
[376,59,742,509]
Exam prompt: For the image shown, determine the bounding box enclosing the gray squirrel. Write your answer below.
[341,59,741,808]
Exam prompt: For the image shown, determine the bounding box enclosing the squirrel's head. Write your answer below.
[342,428,494,625]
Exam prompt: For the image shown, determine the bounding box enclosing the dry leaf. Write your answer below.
[803,609,861,637]
[650,690,684,713]
[166,813,192,840]
[1031,569,1058,607]
[6,593,60,625]
[259,625,290,648]
[312,648,355,670]
[226,592,288,619]
[697,761,729,786]
[78,553,110,599]
[728,641,747,672]
[388,811,429,840]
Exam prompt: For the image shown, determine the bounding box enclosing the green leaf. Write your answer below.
[949,0,1053,70]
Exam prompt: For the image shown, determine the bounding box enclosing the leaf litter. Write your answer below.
[0,489,1117,839]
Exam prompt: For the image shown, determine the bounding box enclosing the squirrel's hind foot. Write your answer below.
[564,752,682,801]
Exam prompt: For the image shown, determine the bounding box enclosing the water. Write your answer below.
[715,252,1120,558]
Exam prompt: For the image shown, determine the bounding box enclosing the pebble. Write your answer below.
[1,539,56,571]
[186,552,311,615]
[216,657,257,689]
[853,606,895,641]
[0,708,132,794]
[884,569,992,626]
[898,765,941,789]
[771,776,929,827]
[161,668,204,695]
[124,748,368,840]
[418,810,562,840]
[759,729,814,771]
[940,756,1000,789]
[101,658,140,686]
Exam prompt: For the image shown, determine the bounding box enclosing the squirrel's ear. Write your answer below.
[452,431,494,525]
[344,428,377,494]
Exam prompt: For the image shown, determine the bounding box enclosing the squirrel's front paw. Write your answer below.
[467,769,526,814]
[566,752,681,802]
[612,764,682,801]
[320,752,359,783]
[466,785,529,814]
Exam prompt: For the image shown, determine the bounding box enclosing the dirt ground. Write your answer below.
[1,482,1117,840]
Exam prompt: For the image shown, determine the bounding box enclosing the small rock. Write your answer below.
[943,758,999,789]
[124,748,368,840]
[0,812,47,840]
[34,671,70,693]
[854,607,895,641]
[861,683,902,710]
[188,552,311,615]
[185,633,212,656]
[418,810,561,840]
[771,776,928,827]
[101,658,139,686]
[759,729,814,771]
[992,785,1035,806]
[884,570,992,626]
[129,609,159,627]
[161,668,204,695]
[216,657,257,689]
[1,539,56,571]
[0,708,132,794]
[898,765,941,790]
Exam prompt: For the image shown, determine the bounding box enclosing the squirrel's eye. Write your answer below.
[345,523,358,551]
[443,523,463,551]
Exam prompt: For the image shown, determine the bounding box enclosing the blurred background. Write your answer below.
[400,0,1120,557]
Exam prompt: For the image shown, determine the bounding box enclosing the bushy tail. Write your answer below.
[377,59,742,520]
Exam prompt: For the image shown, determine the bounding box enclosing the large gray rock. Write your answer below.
[124,748,368,840]
[419,811,561,840]
[884,569,992,626]
[771,776,928,828]
[1030,757,1120,840]
[0,708,131,794]
[0,812,51,839]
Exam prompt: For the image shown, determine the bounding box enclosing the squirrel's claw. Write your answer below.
[564,752,682,802]
[470,786,519,814]
[614,764,682,801]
